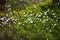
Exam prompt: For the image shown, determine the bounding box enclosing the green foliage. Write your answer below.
[0,0,60,40]
[12,0,60,40]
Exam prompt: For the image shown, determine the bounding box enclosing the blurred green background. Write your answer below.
[0,0,60,40]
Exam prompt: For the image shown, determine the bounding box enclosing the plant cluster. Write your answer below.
[0,0,60,40]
